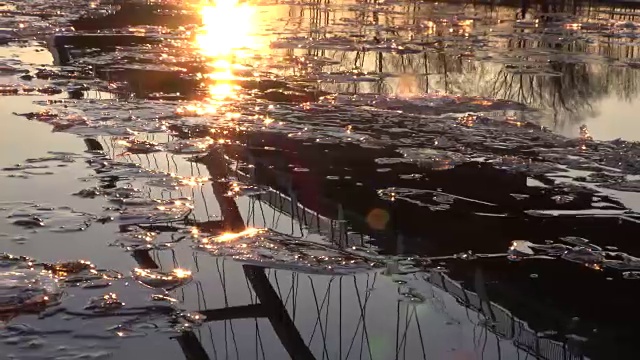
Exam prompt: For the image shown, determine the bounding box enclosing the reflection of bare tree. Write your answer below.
[285,0,640,128]
[447,60,640,126]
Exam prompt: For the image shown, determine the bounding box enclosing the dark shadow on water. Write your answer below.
[205,132,639,359]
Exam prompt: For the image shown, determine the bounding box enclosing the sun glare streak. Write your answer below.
[199,227,262,243]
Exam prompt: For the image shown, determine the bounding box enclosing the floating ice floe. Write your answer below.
[193,228,381,275]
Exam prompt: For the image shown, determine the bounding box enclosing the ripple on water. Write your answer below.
[397,148,468,170]
[132,268,193,290]
[0,253,203,360]
[116,198,193,225]
[508,238,640,276]
[4,204,93,233]
[0,268,60,314]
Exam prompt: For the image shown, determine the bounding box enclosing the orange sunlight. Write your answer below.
[196,0,256,57]
[202,227,262,243]
[196,0,257,102]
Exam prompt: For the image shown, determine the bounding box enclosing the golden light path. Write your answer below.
[195,0,259,102]
[176,2,269,245]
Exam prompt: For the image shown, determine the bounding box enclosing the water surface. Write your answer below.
[2,0,640,359]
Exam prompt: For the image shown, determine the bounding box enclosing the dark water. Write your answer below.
[2,0,640,359]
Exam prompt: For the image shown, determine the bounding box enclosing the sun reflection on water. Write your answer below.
[194,0,259,106]
[199,227,263,244]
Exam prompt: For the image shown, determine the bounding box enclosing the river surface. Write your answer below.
[2,0,640,359]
